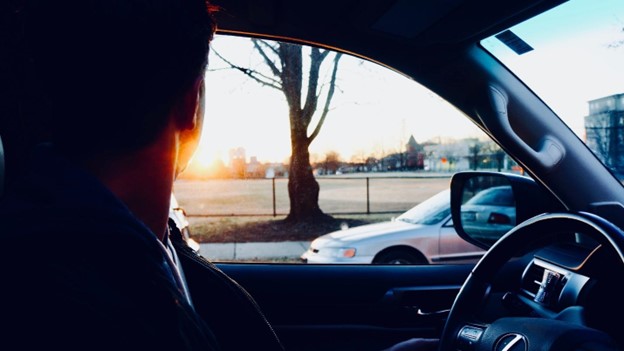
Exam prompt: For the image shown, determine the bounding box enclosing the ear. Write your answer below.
[175,79,205,176]
[174,78,204,131]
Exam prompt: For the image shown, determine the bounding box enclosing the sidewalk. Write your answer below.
[199,241,311,260]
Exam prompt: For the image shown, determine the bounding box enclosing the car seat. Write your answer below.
[0,135,5,198]
[168,224,285,351]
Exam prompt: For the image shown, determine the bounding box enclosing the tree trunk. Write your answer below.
[217,40,340,222]
[279,43,335,222]
[286,140,326,222]
[285,104,328,222]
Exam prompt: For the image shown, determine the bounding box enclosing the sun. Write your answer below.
[190,146,216,169]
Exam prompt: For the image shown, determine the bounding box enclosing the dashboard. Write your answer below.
[519,243,594,315]
[448,211,624,351]
[493,239,624,346]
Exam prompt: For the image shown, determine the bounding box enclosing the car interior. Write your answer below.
[2,0,624,350]
[184,1,623,350]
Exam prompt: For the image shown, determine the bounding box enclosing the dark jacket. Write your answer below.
[0,144,220,350]
[170,229,285,351]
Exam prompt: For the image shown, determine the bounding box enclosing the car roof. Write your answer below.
[212,0,563,78]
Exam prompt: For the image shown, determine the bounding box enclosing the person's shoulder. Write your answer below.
[0,210,220,350]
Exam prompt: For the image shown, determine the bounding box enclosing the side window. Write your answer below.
[173,35,519,265]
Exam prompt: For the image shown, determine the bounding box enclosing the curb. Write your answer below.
[199,241,311,260]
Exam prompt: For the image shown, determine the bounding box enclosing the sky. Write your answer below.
[194,36,483,166]
[481,0,624,138]
[193,0,624,167]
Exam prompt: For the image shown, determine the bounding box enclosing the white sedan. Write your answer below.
[301,190,485,265]
[460,185,516,242]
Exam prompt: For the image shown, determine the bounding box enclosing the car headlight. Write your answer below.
[319,247,357,258]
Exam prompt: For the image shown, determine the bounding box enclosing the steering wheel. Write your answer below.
[439,212,624,351]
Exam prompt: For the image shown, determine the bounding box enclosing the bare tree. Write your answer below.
[323,151,341,175]
[482,141,507,172]
[607,26,624,49]
[215,39,342,221]
[398,119,407,170]
[468,140,482,170]
[585,111,624,173]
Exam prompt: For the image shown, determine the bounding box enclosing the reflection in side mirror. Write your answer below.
[450,172,563,250]
[460,176,516,246]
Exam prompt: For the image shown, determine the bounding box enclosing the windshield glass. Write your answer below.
[481,0,624,179]
[397,190,450,225]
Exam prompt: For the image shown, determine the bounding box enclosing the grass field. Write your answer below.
[173,175,451,242]
[173,176,451,216]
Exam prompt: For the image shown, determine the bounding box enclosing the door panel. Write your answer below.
[216,263,474,351]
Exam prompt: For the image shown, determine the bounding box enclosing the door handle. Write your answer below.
[416,308,450,317]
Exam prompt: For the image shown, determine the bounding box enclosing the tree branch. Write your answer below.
[243,67,283,88]
[252,39,282,77]
[255,39,281,57]
[309,53,342,142]
[302,48,327,126]
[607,39,624,49]
[279,43,303,113]
[318,49,331,62]
[212,49,282,90]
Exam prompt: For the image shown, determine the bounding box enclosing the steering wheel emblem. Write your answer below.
[495,333,527,351]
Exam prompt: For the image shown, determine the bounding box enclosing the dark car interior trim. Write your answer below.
[217,263,474,350]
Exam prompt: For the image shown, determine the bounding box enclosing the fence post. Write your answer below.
[272,177,277,217]
[366,177,370,214]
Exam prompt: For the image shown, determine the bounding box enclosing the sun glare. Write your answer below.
[191,147,217,169]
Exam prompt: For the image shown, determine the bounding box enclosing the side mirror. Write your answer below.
[450,172,563,249]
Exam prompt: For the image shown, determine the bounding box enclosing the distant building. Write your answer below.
[229,147,246,178]
[265,163,288,178]
[423,142,470,172]
[228,147,246,165]
[585,93,624,176]
[245,156,266,178]
[405,135,425,170]
[376,135,425,171]
[380,153,402,171]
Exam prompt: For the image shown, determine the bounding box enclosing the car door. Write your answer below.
[437,218,485,264]
[211,249,533,351]
[216,263,474,351]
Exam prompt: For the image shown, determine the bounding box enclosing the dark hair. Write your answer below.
[2,0,217,157]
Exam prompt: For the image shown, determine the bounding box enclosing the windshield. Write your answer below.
[397,190,450,225]
[481,0,624,179]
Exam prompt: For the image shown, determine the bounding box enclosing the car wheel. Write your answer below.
[373,248,427,265]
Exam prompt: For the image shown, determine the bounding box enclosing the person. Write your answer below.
[0,0,250,349]
[0,1,437,350]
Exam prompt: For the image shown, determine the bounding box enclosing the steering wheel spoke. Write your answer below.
[456,324,487,351]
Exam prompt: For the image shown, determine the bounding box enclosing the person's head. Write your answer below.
[3,0,217,163]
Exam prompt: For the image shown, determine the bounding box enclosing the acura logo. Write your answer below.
[495,333,527,351]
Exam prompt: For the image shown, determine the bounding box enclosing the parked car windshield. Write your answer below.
[396,190,450,225]
[481,0,624,180]
[464,186,514,207]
